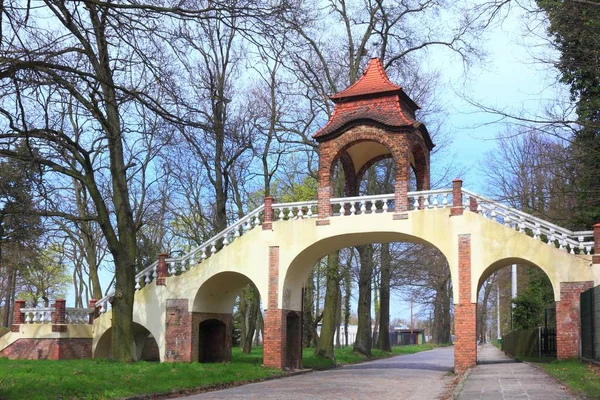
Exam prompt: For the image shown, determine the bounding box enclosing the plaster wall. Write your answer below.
[92,206,598,360]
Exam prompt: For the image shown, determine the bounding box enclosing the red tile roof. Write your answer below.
[314,58,423,141]
[330,58,402,101]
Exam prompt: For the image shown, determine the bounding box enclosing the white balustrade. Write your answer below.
[464,189,595,255]
[20,307,93,325]
[94,188,596,316]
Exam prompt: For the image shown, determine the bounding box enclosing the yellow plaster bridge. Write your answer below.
[2,58,599,374]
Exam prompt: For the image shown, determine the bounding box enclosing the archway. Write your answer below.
[198,319,227,363]
[94,322,159,361]
[191,271,262,363]
[476,258,557,363]
[275,229,454,369]
[286,311,301,369]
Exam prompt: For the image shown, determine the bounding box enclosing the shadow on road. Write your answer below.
[343,362,452,372]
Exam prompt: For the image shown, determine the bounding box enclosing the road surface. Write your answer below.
[173,346,455,400]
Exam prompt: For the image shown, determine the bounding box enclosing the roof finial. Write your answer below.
[370,42,381,59]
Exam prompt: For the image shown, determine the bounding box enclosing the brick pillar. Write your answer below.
[164,299,193,362]
[88,299,98,324]
[469,196,478,213]
[264,309,285,369]
[450,179,463,216]
[317,142,332,222]
[157,253,168,286]
[52,299,66,324]
[11,299,26,331]
[593,223,600,264]
[556,281,594,359]
[264,246,286,369]
[263,196,274,230]
[454,234,476,374]
[13,300,25,324]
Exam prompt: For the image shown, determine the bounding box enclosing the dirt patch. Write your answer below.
[588,363,600,379]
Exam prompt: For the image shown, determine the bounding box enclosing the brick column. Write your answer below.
[264,309,285,369]
[450,179,463,216]
[454,234,476,374]
[88,299,98,324]
[263,196,274,230]
[264,246,286,369]
[593,224,600,264]
[164,299,193,362]
[317,142,332,222]
[469,196,478,213]
[52,299,66,324]
[11,299,26,331]
[556,281,594,359]
[393,178,409,219]
[157,253,168,286]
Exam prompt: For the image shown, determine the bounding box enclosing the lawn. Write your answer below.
[536,359,600,399]
[0,344,437,400]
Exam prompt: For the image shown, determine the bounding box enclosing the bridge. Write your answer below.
[1,58,599,374]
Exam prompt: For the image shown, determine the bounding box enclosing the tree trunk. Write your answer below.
[344,263,351,347]
[354,245,373,356]
[242,285,259,353]
[377,243,391,352]
[315,252,340,359]
[303,271,315,348]
[433,276,452,344]
[2,266,15,327]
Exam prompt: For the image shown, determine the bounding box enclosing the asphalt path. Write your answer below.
[173,346,455,400]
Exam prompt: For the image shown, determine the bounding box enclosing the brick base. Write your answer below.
[264,308,302,370]
[0,338,92,360]
[164,299,233,363]
[454,234,476,374]
[164,299,193,362]
[557,281,594,359]
[454,303,477,374]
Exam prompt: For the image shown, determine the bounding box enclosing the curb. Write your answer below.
[452,367,472,399]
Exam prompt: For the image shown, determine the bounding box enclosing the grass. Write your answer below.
[0,344,438,400]
[302,343,439,369]
[534,359,600,399]
[0,350,283,400]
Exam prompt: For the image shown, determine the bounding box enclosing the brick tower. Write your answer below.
[314,57,434,219]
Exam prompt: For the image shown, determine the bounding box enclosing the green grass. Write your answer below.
[302,343,438,369]
[535,359,600,399]
[0,344,438,399]
[0,350,283,400]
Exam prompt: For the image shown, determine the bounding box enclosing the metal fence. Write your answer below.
[580,285,600,361]
[502,327,556,357]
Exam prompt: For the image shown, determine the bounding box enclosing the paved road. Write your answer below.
[175,347,454,400]
[456,344,577,400]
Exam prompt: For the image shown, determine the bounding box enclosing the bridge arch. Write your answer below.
[189,270,262,363]
[192,270,262,314]
[281,230,454,312]
[477,257,557,300]
[94,321,160,361]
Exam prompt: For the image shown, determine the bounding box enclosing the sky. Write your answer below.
[73,6,565,325]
